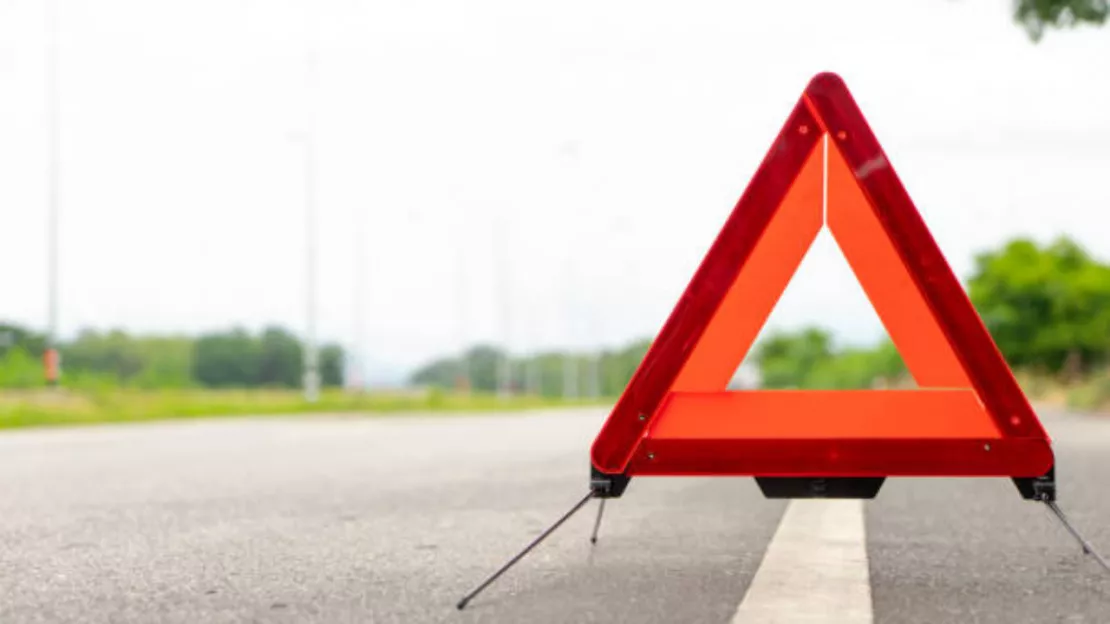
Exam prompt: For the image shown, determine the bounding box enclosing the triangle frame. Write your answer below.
[589,72,1053,490]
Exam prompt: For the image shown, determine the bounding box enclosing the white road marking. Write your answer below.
[732,499,873,623]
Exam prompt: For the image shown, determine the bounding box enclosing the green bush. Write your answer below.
[754,328,908,390]
[0,347,42,388]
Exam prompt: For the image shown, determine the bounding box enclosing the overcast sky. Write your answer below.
[1,0,1108,380]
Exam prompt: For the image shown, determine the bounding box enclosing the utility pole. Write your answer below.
[525,356,541,396]
[557,140,582,401]
[583,279,601,400]
[44,0,61,388]
[454,239,471,393]
[493,212,512,399]
[301,2,320,403]
[350,202,366,393]
[561,263,579,401]
[585,351,600,399]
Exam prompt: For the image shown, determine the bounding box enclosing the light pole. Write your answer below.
[557,140,582,400]
[44,0,61,388]
[350,202,366,393]
[493,211,512,399]
[454,237,471,393]
[525,355,541,396]
[301,2,320,403]
[561,260,579,401]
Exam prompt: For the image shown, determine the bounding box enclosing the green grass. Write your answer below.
[1062,370,1110,412]
[1010,369,1110,414]
[0,387,612,430]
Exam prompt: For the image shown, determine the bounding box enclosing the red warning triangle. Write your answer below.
[590,72,1053,480]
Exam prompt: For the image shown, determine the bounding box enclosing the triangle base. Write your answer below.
[755,477,885,499]
[1013,465,1056,501]
[584,471,1054,501]
[625,437,1053,477]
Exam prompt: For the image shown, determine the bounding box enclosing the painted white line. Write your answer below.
[732,499,873,623]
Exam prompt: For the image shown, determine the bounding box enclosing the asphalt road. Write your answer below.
[1,407,1107,623]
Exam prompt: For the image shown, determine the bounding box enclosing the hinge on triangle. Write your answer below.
[590,464,631,499]
[1013,465,1055,502]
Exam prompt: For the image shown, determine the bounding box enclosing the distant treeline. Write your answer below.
[743,235,1110,389]
[410,341,654,398]
[412,235,1110,393]
[0,325,344,390]
[3,235,1104,395]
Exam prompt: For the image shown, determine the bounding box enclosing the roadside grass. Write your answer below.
[1060,370,1110,413]
[1013,369,1110,414]
[0,388,612,430]
[6,367,1107,432]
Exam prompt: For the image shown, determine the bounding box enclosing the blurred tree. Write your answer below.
[806,341,907,389]
[752,329,908,390]
[1015,0,1107,41]
[408,338,653,398]
[257,327,303,387]
[411,345,503,392]
[62,329,145,384]
[319,344,345,387]
[132,337,193,389]
[465,345,505,392]
[192,328,260,387]
[410,356,464,390]
[601,339,652,396]
[0,322,339,390]
[755,327,834,389]
[0,323,47,359]
[0,346,43,388]
[968,236,1110,374]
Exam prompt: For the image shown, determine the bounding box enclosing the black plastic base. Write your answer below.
[588,467,1054,502]
[590,465,631,499]
[1013,465,1056,501]
[755,477,886,499]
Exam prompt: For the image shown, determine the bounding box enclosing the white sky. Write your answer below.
[1,0,1109,381]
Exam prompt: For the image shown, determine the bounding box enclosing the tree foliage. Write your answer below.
[0,324,46,359]
[750,235,1110,388]
[1015,0,1108,41]
[3,233,1108,394]
[190,326,344,388]
[968,236,1110,375]
[754,328,907,390]
[0,323,344,390]
[410,339,652,397]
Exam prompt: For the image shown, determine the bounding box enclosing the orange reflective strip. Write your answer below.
[826,141,971,388]
[670,144,824,393]
[649,390,1001,440]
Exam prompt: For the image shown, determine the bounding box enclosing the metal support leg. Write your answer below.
[590,499,606,545]
[1044,501,1110,573]
[457,492,595,610]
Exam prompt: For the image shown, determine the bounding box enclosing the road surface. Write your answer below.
[1,407,1107,622]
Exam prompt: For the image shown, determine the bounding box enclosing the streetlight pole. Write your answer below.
[493,212,512,399]
[44,0,61,388]
[301,2,320,403]
[561,261,578,401]
[454,238,471,393]
[557,141,582,401]
[351,203,366,393]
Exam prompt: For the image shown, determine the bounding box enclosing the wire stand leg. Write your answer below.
[1045,501,1110,573]
[590,499,606,545]
[457,491,595,610]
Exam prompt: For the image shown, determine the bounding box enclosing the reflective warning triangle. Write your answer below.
[590,73,1053,493]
